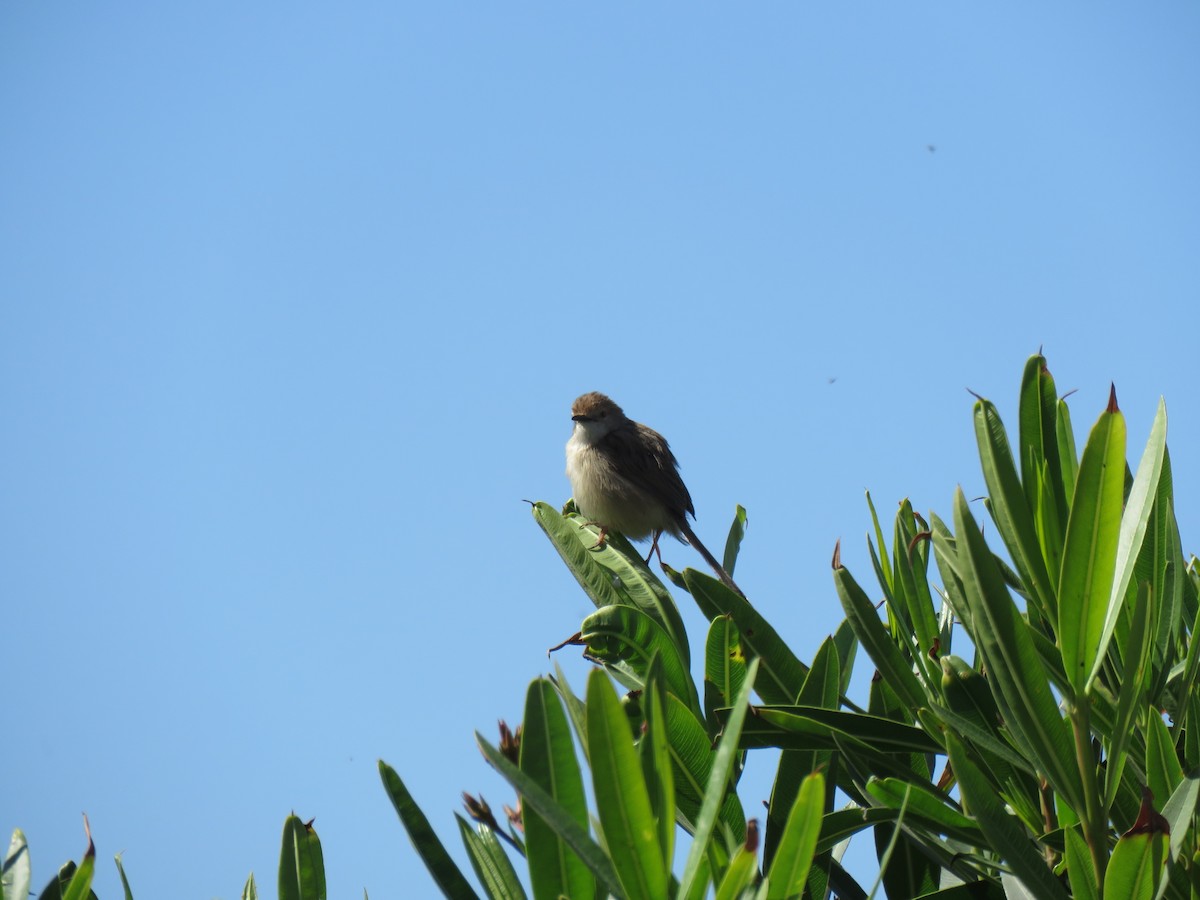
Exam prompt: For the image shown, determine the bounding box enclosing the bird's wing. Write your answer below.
[603,423,695,520]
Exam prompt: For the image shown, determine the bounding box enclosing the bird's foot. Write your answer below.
[580,522,609,551]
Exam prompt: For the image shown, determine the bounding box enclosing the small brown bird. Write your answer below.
[565,392,744,597]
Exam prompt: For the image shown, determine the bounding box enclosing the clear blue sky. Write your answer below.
[3,4,1198,897]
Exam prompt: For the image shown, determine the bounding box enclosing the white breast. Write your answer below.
[565,428,671,541]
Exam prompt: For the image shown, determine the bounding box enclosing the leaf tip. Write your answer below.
[1107,383,1119,413]
[1126,787,1169,836]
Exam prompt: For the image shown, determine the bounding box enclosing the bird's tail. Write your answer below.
[678,518,746,599]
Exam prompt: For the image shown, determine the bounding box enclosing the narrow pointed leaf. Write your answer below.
[974,398,1058,622]
[1087,399,1165,690]
[586,669,668,900]
[1105,797,1168,900]
[723,505,748,576]
[950,487,1082,811]
[60,819,96,900]
[278,815,326,900]
[3,830,31,900]
[834,564,927,713]
[1018,355,1069,526]
[1064,826,1100,900]
[865,778,985,846]
[714,838,759,900]
[1104,580,1154,809]
[379,760,481,900]
[1158,776,1200,898]
[642,655,677,876]
[666,694,746,840]
[766,772,824,899]
[455,817,527,900]
[946,732,1069,900]
[764,637,840,870]
[685,571,807,704]
[520,679,594,900]
[1059,391,1125,694]
[114,853,134,900]
[1057,398,1079,507]
[1145,708,1184,811]
[477,734,623,898]
[733,706,939,755]
[677,658,760,900]
[705,615,746,715]
[866,491,894,594]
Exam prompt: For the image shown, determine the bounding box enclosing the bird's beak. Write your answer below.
[572,414,590,422]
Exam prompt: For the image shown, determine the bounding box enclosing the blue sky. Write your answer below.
[2,3,1198,897]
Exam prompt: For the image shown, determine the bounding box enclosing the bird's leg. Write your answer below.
[645,529,665,565]
[579,520,609,551]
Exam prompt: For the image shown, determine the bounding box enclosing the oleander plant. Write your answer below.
[7,353,1197,900]
[381,353,1198,900]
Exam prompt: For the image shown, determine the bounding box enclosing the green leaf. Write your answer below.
[677,658,760,900]
[520,679,594,900]
[1104,795,1168,900]
[60,818,96,900]
[864,778,985,846]
[945,732,1069,900]
[666,694,746,841]
[713,833,759,900]
[1057,398,1079,508]
[455,816,527,900]
[1018,354,1069,530]
[937,656,1042,829]
[477,735,623,899]
[278,815,326,900]
[1104,582,1155,809]
[114,853,134,900]
[832,618,858,699]
[3,830,32,900]
[705,615,747,717]
[533,501,690,668]
[685,571,807,705]
[733,706,939,755]
[866,491,894,595]
[833,563,927,713]
[763,638,840,871]
[766,772,824,899]
[586,669,668,900]
[1089,398,1165,691]
[549,663,589,755]
[1144,708,1183,813]
[241,873,258,900]
[379,760,481,900]
[578,604,698,711]
[642,655,677,877]
[890,499,941,686]
[947,487,1083,813]
[723,505,748,576]
[1064,826,1100,900]
[974,397,1059,623]
[1058,389,1126,695]
[1099,400,1166,691]
[1159,775,1200,896]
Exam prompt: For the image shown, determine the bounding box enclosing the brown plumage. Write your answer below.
[565,392,744,597]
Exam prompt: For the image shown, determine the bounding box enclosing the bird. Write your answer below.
[565,391,745,597]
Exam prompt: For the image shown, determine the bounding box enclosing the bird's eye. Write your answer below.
[600,411,607,418]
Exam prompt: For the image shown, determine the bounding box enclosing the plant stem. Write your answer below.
[1070,698,1107,888]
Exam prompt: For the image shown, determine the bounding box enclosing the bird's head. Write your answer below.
[570,392,626,442]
